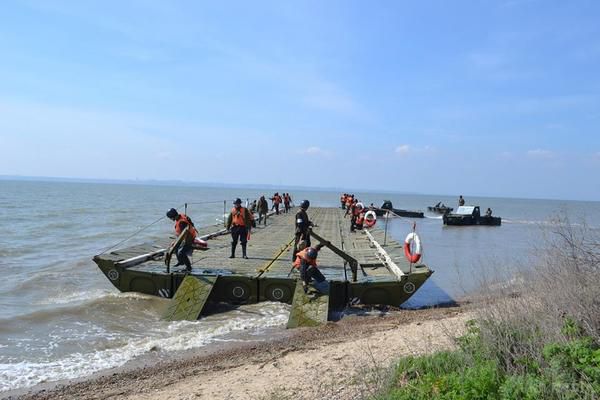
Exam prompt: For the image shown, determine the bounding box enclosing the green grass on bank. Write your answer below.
[376,319,600,400]
[375,215,600,400]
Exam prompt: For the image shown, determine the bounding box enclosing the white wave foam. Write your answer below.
[36,289,113,306]
[0,303,289,392]
[36,289,157,307]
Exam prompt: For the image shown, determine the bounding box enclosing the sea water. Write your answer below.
[0,179,598,392]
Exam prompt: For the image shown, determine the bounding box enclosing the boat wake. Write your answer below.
[503,219,585,227]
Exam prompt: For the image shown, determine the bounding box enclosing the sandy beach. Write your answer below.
[8,305,471,400]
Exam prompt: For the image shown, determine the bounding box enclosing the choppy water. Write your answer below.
[1,179,598,393]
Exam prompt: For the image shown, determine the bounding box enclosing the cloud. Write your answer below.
[395,145,411,155]
[300,146,331,156]
[394,144,435,157]
[527,149,555,159]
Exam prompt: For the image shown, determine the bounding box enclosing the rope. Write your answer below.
[97,215,167,255]
[98,200,225,255]
[184,200,230,205]
[376,207,420,227]
[96,196,283,256]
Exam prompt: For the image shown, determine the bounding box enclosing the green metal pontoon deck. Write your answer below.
[93,207,433,327]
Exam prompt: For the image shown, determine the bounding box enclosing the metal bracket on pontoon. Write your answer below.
[308,229,360,282]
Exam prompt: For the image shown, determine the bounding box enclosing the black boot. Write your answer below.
[229,243,236,258]
[242,243,248,259]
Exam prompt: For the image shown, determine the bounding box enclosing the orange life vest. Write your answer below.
[356,214,365,225]
[175,214,197,240]
[231,207,247,226]
[293,248,318,269]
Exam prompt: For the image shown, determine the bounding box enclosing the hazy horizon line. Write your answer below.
[0,174,595,203]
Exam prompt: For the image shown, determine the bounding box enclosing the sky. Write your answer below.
[0,0,599,201]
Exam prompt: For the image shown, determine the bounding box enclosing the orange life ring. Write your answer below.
[403,232,422,263]
[364,211,377,228]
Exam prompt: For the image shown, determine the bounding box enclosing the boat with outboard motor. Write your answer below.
[373,200,424,218]
[427,203,453,214]
[442,206,501,226]
[93,206,433,328]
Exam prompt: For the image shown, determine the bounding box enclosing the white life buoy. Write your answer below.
[356,202,364,209]
[403,232,422,263]
[364,210,377,228]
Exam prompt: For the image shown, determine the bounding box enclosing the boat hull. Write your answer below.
[374,208,425,218]
[427,206,453,214]
[442,215,501,226]
[93,255,432,308]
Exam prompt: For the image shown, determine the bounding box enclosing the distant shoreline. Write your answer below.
[0,174,414,194]
[1,175,592,202]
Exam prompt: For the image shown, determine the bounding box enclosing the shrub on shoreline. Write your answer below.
[377,215,600,399]
[377,319,599,400]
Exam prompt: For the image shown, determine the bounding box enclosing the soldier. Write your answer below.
[226,198,253,259]
[293,200,313,260]
[249,199,257,213]
[350,202,364,232]
[293,243,328,294]
[458,195,465,207]
[257,195,269,226]
[166,208,197,272]
[271,192,282,215]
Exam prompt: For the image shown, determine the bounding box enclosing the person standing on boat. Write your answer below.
[226,198,253,259]
[166,208,197,272]
[293,242,328,294]
[458,195,465,207]
[293,200,313,260]
[257,195,269,226]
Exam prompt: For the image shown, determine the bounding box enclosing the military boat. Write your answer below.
[442,206,501,226]
[427,204,453,214]
[93,207,433,327]
[373,200,425,218]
